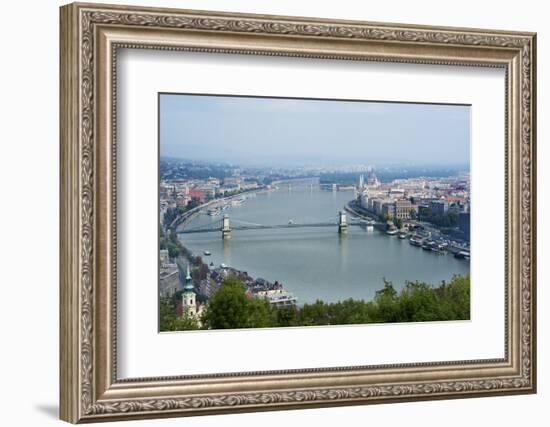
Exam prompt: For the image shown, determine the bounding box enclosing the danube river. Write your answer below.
[178,179,469,305]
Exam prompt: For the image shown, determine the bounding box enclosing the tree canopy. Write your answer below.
[200,276,272,329]
[160,274,470,332]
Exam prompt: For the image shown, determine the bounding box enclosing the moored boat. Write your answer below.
[422,240,434,251]
[454,250,470,260]
[409,235,423,246]
[431,243,446,254]
[231,197,245,206]
[421,240,446,254]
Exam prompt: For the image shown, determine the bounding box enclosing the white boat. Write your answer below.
[231,197,245,206]
[454,250,470,260]
[409,236,423,246]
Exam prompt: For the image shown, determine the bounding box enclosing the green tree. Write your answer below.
[299,300,330,326]
[273,305,299,327]
[163,274,470,331]
[246,298,274,328]
[420,209,459,228]
[372,280,399,322]
[396,281,443,322]
[314,298,371,325]
[201,276,272,329]
[434,274,470,320]
[159,299,177,331]
[173,308,200,330]
[192,263,209,285]
[159,298,198,331]
[166,241,180,258]
[394,217,403,230]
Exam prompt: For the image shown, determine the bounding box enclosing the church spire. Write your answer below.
[181,263,198,318]
[184,264,194,293]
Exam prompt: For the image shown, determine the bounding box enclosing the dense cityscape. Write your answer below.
[159,157,471,331]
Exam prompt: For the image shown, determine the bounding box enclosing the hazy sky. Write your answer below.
[160,93,470,167]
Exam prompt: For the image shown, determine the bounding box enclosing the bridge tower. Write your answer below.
[338,210,348,234]
[222,214,231,240]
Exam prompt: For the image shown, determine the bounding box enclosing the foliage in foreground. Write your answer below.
[160,274,470,331]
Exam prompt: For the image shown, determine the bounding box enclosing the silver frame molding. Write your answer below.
[60,2,537,423]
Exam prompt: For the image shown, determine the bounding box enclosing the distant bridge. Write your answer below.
[178,212,376,239]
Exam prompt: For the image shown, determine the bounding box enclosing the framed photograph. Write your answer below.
[60,2,537,423]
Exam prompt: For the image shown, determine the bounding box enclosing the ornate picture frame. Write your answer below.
[60,2,536,423]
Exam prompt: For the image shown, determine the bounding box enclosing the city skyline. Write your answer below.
[159,93,471,332]
[160,93,470,168]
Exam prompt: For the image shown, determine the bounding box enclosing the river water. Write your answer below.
[178,179,469,305]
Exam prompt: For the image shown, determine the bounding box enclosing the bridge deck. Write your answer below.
[179,221,372,234]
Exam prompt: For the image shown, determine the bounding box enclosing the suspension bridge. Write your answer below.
[177,211,377,239]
